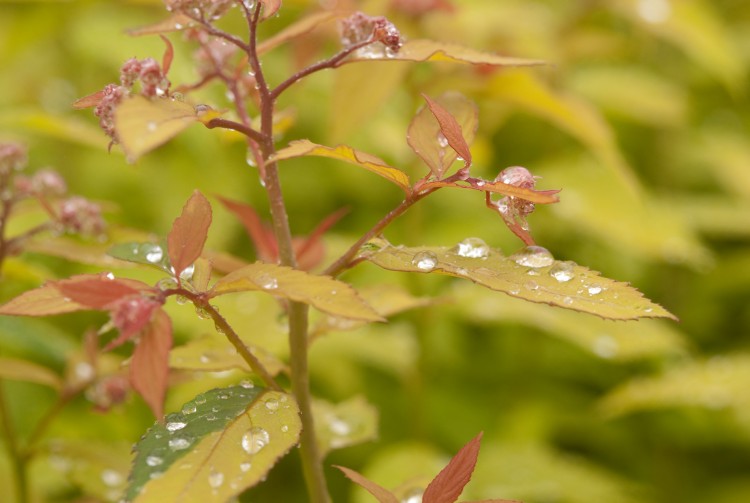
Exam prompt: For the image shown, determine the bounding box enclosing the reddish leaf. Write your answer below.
[72,89,105,109]
[130,309,172,419]
[260,0,282,19]
[422,432,484,503]
[167,190,212,281]
[462,500,522,503]
[422,94,472,168]
[294,207,348,268]
[56,274,148,309]
[217,195,277,262]
[104,296,163,351]
[334,465,399,503]
[160,35,174,75]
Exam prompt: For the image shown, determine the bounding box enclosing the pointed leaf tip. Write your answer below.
[335,465,399,503]
[422,93,472,169]
[130,310,172,419]
[422,432,483,503]
[168,190,212,281]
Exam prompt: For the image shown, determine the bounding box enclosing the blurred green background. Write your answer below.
[1,0,749,502]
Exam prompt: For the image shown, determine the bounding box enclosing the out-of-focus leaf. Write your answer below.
[128,387,300,503]
[537,157,711,267]
[692,128,750,199]
[613,0,745,93]
[408,92,477,179]
[346,39,545,67]
[260,0,281,19]
[114,96,199,162]
[421,178,560,204]
[453,283,686,361]
[0,283,88,316]
[191,257,212,292]
[258,11,336,55]
[130,310,172,419]
[599,354,750,427]
[273,140,411,193]
[0,356,63,390]
[665,195,750,238]
[127,13,195,36]
[56,275,147,309]
[567,66,688,127]
[169,334,286,376]
[336,465,399,503]
[330,60,409,142]
[360,239,676,321]
[108,242,172,273]
[313,396,378,456]
[167,190,212,281]
[422,432,482,503]
[0,109,109,149]
[25,236,126,268]
[489,70,641,195]
[211,262,383,322]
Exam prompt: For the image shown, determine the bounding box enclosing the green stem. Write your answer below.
[0,380,28,503]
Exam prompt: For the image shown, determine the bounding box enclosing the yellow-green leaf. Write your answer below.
[313,396,378,456]
[114,96,199,162]
[258,12,335,55]
[210,262,383,322]
[127,13,195,36]
[129,387,300,502]
[273,140,411,193]
[169,335,287,377]
[0,356,63,390]
[360,240,676,321]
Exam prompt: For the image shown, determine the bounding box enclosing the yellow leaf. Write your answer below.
[313,396,378,456]
[0,356,63,390]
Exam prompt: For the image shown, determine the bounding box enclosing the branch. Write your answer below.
[204,117,267,144]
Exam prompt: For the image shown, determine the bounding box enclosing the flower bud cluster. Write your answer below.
[0,142,27,176]
[14,168,68,197]
[58,196,107,237]
[340,12,403,57]
[164,0,234,20]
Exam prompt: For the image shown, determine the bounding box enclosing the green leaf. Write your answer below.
[127,386,300,502]
[407,92,477,179]
[107,242,172,273]
[210,262,383,322]
[313,396,378,456]
[599,354,750,424]
[273,140,411,193]
[360,239,676,321]
[346,39,546,67]
[114,96,199,162]
[0,356,63,390]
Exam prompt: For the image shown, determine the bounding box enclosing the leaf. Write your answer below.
[260,0,281,20]
[408,92,478,179]
[273,140,411,193]
[168,190,212,281]
[0,283,88,316]
[599,354,750,423]
[127,387,301,503]
[114,95,199,162]
[127,13,195,36]
[422,94,472,169]
[107,242,172,272]
[169,334,286,377]
[360,240,676,321]
[346,39,546,67]
[25,236,127,268]
[423,432,483,503]
[335,465,399,503]
[0,356,63,390]
[216,196,277,262]
[160,35,174,75]
[257,11,336,55]
[313,396,378,456]
[421,178,560,204]
[55,275,148,309]
[73,89,105,109]
[210,262,383,322]
[130,310,172,419]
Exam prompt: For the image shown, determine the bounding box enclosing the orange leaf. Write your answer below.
[56,274,148,309]
[216,195,277,262]
[168,190,212,281]
[130,309,172,419]
[73,89,106,109]
[334,465,399,503]
[422,432,483,503]
[260,0,282,19]
[0,284,88,316]
[160,35,174,75]
[422,94,472,168]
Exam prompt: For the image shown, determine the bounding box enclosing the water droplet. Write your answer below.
[149,471,163,480]
[562,296,574,305]
[401,488,424,503]
[644,307,653,313]
[437,132,449,148]
[524,280,539,291]
[412,251,438,271]
[549,261,575,282]
[146,455,163,467]
[208,470,224,489]
[511,246,554,268]
[195,306,212,319]
[105,272,115,280]
[246,149,257,167]
[454,237,490,259]
[264,398,279,411]
[168,437,191,450]
[240,461,252,472]
[195,394,207,405]
[101,469,123,487]
[206,414,217,421]
[256,273,278,290]
[166,421,187,432]
[180,264,195,281]
[240,380,255,389]
[281,425,289,433]
[587,285,603,296]
[593,335,618,358]
[241,427,270,454]
[146,121,157,132]
[182,403,198,415]
[157,277,178,290]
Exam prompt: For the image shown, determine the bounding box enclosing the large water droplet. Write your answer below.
[412,251,438,271]
[511,246,554,268]
[168,437,191,451]
[401,488,424,503]
[182,403,197,415]
[587,285,603,296]
[454,237,490,259]
[166,421,187,432]
[208,470,224,489]
[256,273,278,290]
[240,380,255,389]
[549,261,575,282]
[241,427,270,454]
[146,455,163,467]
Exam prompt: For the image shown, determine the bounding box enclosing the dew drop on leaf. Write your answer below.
[166,421,187,432]
[511,245,554,268]
[239,380,255,389]
[146,455,163,467]
[195,394,207,404]
[168,437,191,451]
[588,285,603,295]
[264,398,280,411]
[412,251,438,271]
[182,403,197,415]
[240,462,252,472]
[549,260,575,282]
[241,427,270,455]
[454,237,490,259]
[256,273,278,290]
[208,470,224,489]
[144,245,163,264]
